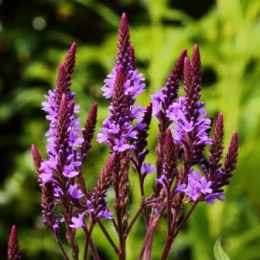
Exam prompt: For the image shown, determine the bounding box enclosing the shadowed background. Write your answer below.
[0,0,260,259]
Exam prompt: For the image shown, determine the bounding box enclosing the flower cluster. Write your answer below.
[97,14,146,153]
[31,13,239,260]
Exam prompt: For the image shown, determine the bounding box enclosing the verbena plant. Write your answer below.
[8,13,238,260]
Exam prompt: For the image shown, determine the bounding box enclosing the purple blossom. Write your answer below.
[178,169,213,201]
[69,184,84,199]
[141,163,156,175]
[113,138,132,152]
[70,213,86,229]
[205,192,225,204]
[151,90,164,116]
[102,67,145,99]
[166,98,212,145]
[86,197,113,221]
[96,208,113,220]
[53,186,63,198]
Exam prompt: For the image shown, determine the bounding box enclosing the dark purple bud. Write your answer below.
[81,102,98,160]
[163,130,179,173]
[7,225,21,260]
[134,103,152,154]
[56,63,70,102]
[223,132,239,174]
[95,153,116,198]
[183,57,193,100]
[209,113,224,172]
[31,144,43,175]
[64,42,76,76]
[129,44,136,70]
[113,65,127,102]
[191,44,201,86]
[117,13,131,67]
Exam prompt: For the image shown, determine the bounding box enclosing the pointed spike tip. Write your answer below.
[121,12,127,21]
[216,113,223,123]
[194,44,199,51]
[70,42,77,50]
[180,49,188,59]
[232,132,238,145]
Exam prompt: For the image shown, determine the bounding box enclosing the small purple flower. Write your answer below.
[86,197,113,221]
[178,169,213,202]
[69,184,84,199]
[141,163,156,175]
[53,186,63,198]
[176,183,187,192]
[205,192,225,204]
[96,208,113,220]
[151,90,164,116]
[113,138,132,152]
[63,164,79,178]
[70,213,86,229]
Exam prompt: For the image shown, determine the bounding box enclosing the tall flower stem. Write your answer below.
[117,210,126,260]
[161,201,199,260]
[138,208,163,260]
[125,206,143,236]
[97,220,119,255]
[52,232,70,260]
[83,222,94,260]
[88,237,100,260]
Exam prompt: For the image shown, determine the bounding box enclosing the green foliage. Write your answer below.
[0,0,260,259]
[214,237,230,260]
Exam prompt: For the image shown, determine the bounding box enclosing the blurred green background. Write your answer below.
[0,0,260,259]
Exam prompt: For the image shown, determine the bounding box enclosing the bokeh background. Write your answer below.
[0,0,260,259]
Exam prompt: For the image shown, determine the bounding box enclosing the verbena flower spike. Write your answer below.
[31,12,239,260]
[7,225,21,260]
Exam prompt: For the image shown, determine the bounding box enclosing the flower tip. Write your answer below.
[232,132,238,145]
[92,102,98,111]
[192,44,201,65]
[121,12,127,21]
[216,113,223,124]
[11,225,17,233]
[184,56,189,64]
[31,144,36,152]
[194,43,199,50]
[182,48,188,55]
[193,44,200,56]
[70,42,77,51]
[147,102,153,111]
[8,224,21,260]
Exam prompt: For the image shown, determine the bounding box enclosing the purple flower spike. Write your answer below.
[166,46,212,166]
[7,225,21,260]
[99,13,146,154]
[101,13,145,100]
[151,49,187,121]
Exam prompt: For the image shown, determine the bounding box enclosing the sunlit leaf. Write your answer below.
[214,237,230,260]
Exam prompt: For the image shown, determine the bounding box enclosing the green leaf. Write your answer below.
[214,237,230,260]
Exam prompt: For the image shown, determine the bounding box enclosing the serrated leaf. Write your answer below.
[214,237,230,260]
